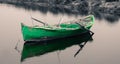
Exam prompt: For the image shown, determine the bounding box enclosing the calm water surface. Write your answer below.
[0,4,120,64]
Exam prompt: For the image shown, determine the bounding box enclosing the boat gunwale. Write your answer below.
[21,15,94,31]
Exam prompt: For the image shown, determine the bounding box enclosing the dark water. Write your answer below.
[0,4,120,64]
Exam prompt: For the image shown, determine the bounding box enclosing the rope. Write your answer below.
[58,14,64,26]
[57,51,61,64]
[14,39,21,54]
[29,11,34,26]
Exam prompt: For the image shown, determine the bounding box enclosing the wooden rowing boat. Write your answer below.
[21,15,94,41]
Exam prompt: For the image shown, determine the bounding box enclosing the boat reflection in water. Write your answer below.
[21,32,94,62]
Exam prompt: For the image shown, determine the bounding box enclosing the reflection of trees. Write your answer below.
[77,1,89,15]
[0,0,120,23]
[104,14,119,23]
[106,0,119,2]
[92,4,120,23]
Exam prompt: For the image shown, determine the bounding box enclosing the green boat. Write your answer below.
[21,15,94,41]
[21,32,93,61]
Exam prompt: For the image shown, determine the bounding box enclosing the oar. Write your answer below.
[75,22,94,35]
[31,17,49,26]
